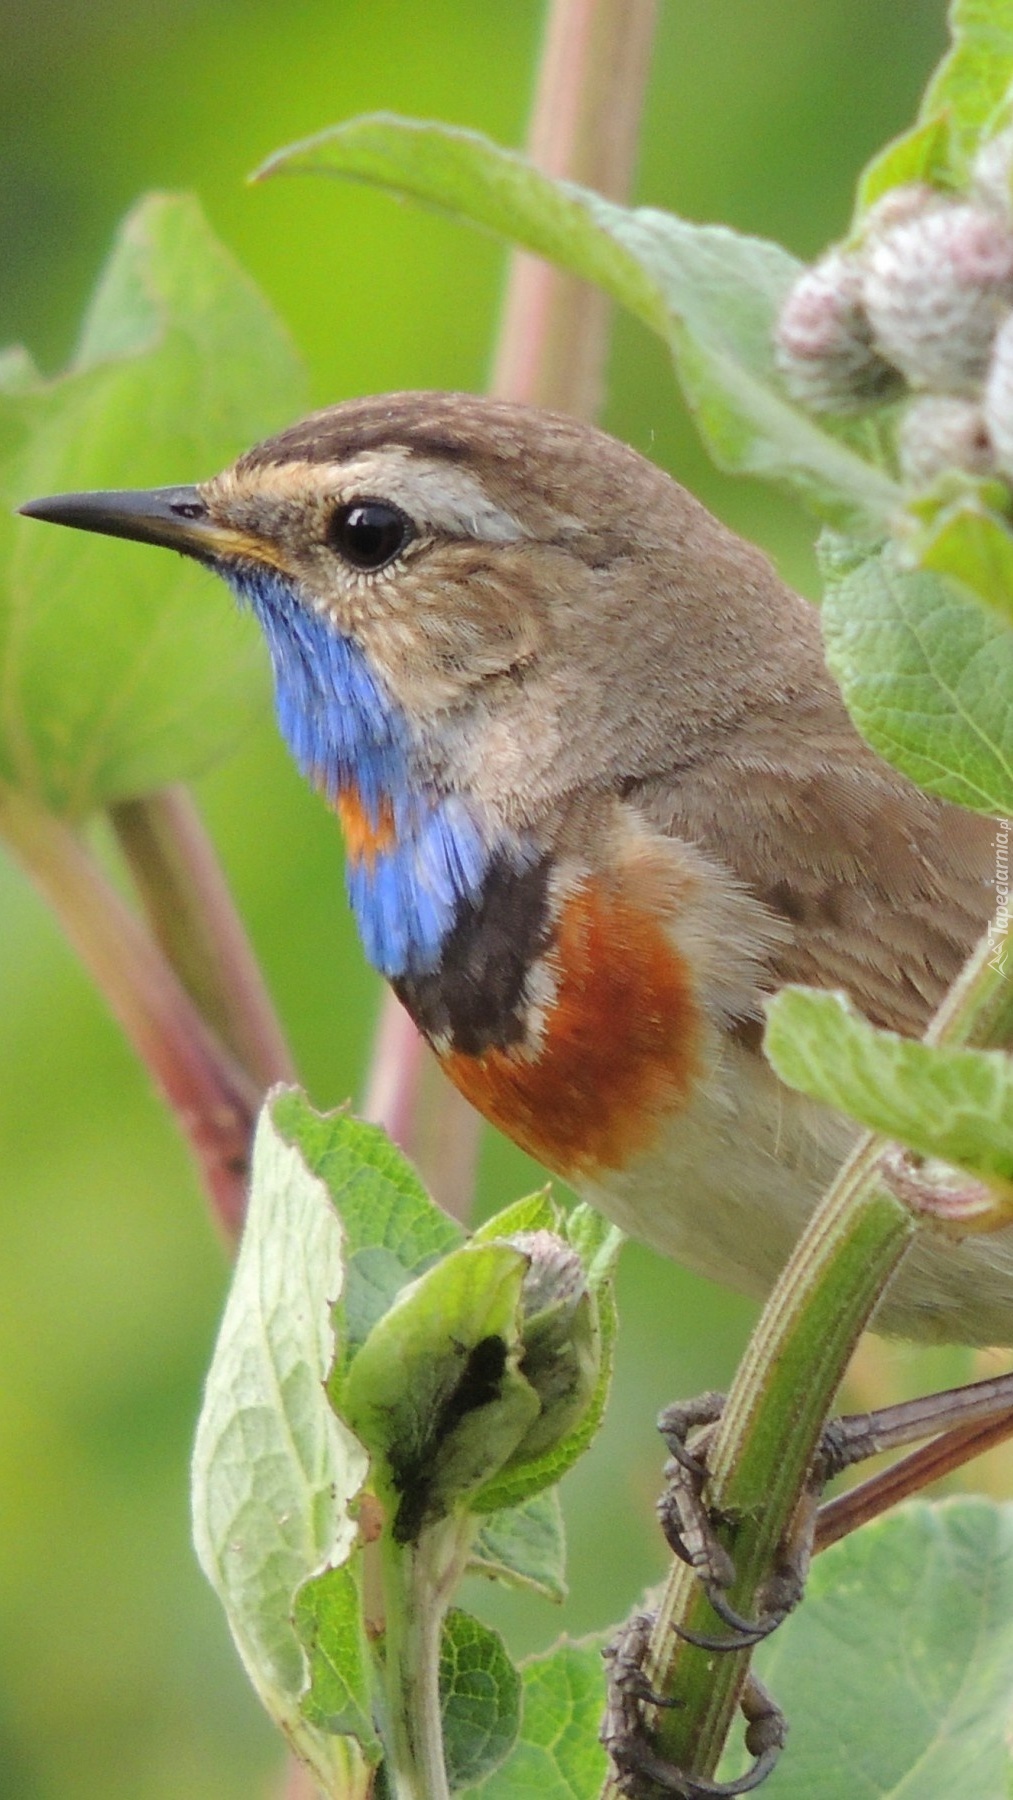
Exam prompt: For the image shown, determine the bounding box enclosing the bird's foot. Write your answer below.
[656,1369,1013,1655]
[656,1394,811,1652]
[602,1610,787,1798]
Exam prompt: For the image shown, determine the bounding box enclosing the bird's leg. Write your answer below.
[656,1394,814,1651]
[656,1367,1013,1654]
[602,1613,786,1799]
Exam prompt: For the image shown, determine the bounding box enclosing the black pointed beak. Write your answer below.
[18,485,222,561]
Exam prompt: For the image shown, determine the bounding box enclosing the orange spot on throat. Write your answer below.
[336,786,397,869]
[444,874,698,1180]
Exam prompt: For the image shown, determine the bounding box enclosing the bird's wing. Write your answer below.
[634,722,997,1038]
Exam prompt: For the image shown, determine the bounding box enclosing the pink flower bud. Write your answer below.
[897,394,994,487]
[973,127,1013,216]
[863,199,1013,392]
[861,183,938,236]
[775,248,900,412]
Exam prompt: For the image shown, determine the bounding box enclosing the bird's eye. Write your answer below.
[328,500,413,571]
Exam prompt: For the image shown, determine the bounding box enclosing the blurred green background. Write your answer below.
[1,3,988,1796]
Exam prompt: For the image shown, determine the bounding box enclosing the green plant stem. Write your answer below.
[110,784,296,1088]
[609,914,1013,1793]
[378,1518,473,1800]
[0,782,258,1239]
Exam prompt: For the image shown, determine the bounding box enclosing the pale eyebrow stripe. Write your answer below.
[332,449,531,543]
[216,450,531,545]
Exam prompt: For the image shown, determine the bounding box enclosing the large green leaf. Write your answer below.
[765,988,1013,1189]
[258,115,900,529]
[910,488,1013,626]
[724,1501,1013,1797]
[440,1608,522,1792]
[821,540,1013,815]
[469,1489,567,1604]
[191,1094,376,1795]
[460,1639,607,1800]
[0,193,304,816]
[293,1563,380,1758]
[269,1090,463,1368]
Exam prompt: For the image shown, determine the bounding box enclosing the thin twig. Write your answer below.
[111,785,296,1087]
[362,0,660,1219]
[0,785,257,1240]
[815,1408,1013,1553]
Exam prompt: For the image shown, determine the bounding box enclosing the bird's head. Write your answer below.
[19,390,800,985]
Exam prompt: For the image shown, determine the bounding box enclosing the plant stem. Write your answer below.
[814,1405,1013,1553]
[377,1519,472,1800]
[607,914,1013,1793]
[490,0,659,414]
[0,782,258,1240]
[110,785,296,1088]
[361,0,659,1218]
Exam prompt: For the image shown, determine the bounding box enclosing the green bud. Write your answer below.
[340,1241,539,1544]
[501,1230,602,1468]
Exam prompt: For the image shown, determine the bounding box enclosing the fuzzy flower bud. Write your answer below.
[983,309,1013,479]
[897,394,994,488]
[862,196,1013,392]
[973,126,1013,217]
[861,182,939,236]
[775,247,901,412]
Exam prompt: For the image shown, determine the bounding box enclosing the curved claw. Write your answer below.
[669,1584,786,1653]
[611,1732,783,1798]
[662,1435,710,1484]
[707,1585,786,1642]
[669,1618,778,1654]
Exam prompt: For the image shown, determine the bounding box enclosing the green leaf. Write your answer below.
[472,1190,560,1243]
[721,1500,1013,1797]
[258,115,900,529]
[191,1094,374,1794]
[564,1203,625,1289]
[765,988,1013,1189]
[440,1608,521,1792]
[269,1090,463,1366]
[340,1241,539,1543]
[858,1,1013,212]
[0,193,304,817]
[293,1563,380,1758]
[856,112,956,215]
[920,0,1013,166]
[909,490,1013,624]
[469,1489,567,1603]
[821,541,1013,815]
[460,1639,607,1799]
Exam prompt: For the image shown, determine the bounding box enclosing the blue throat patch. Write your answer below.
[223,562,495,979]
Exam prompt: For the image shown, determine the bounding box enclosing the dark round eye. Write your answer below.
[327,499,413,571]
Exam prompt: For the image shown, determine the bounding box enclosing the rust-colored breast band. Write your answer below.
[444,873,699,1180]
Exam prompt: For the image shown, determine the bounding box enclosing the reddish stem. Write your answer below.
[111,785,296,1088]
[815,1410,1013,1553]
[1,785,257,1240]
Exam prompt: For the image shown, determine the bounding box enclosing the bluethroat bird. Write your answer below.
[19,392,1006,1345]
